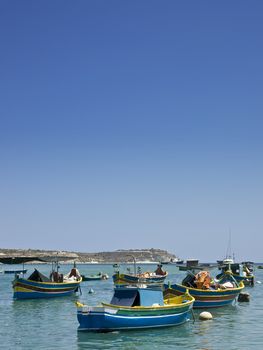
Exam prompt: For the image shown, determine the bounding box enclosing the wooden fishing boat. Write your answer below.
[76,284,194,332]
[165,270,244,308]
[177,261,216,271]
[113,263,168,285]
[217,261,254,286]
[161,258,184,265]
[113,270,168,284]
[81,272,109,281]
[13,266,82,299]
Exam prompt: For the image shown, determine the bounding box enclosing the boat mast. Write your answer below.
[126,254,136,275]
[225,229,234,260]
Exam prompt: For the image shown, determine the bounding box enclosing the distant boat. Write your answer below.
[216,231,255,285]
[81,272,109,281]
[177,259,200,271]
[1,269,27,274]
[161,258,184,265]
[174,259,184,264]
[76,284,194,332]
[176,259,216,272]
[217,261,255,286]
[87,260,99,264]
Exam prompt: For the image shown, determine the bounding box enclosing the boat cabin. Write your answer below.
[110,286,164,307]
[186,259,199,267]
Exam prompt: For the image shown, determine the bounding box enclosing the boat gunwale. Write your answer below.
[99,295,195,311]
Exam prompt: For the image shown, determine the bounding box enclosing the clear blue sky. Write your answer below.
[0,1,262,262]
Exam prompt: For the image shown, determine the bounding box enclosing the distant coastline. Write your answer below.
[0,248,178,264]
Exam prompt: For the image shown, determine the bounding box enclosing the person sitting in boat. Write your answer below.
[155,264,166,276]
[68,263,81,280]
[50,271,63,282]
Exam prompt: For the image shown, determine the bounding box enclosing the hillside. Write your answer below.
[0,248,178,263]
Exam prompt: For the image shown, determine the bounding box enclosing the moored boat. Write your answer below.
[165,270,244,308]
[81,272,109,281]
[113,271,168,284]
[176,259,217,272]
[76,284,194,332]
[217,261,254,286]
[13,265,82,299]
[161,258,184,265]
[113,264,168,285]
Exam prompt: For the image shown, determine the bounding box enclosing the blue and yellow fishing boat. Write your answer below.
[113,271,168,284]
[13,266,82,299]
[217,261,254,286]
[166,270,244,308]
[76,284,194,332]
[113,264,168,285]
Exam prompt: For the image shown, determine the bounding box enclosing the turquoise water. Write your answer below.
[0,264,262,350]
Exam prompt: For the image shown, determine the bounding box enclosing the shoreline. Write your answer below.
[0,248,178,265]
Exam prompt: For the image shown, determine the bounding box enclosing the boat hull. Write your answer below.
[81,274,108,281]
[77,304,192,332]
[166,283,244,308]
[4,269,27,274]
[13,277,81,299]
[82,277,102,281]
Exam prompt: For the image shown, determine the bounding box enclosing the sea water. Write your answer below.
[0,264,262,350]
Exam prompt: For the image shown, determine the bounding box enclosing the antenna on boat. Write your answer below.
[126,254,136,275]
[131,255,136,275]
[226,229,233,260]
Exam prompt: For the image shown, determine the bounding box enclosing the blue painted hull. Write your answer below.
[4,269,27,274]
[166,283,243,308]
[13,277,81,299]
[14,289,78,299]
[192,298,235,308]
[77,309,191,332]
